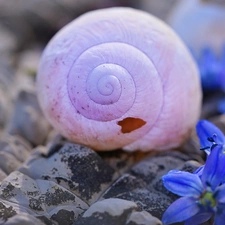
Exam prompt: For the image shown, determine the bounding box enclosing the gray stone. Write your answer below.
[19,143,118,204]
[73,198,161,225]
[73,198,137,225]
[0,89,9,128]
[0,25,17,55]
[0,135,32,163]
[0,152,21,175]
[0,62,15,128]
[101,151,198,220]
[0,171,88,224]
[4,214,46,225]
[6,90,51,146]
[99,149,150,176]
[126,211,162,225]
[0,135,32,176]
[0,169,7,183]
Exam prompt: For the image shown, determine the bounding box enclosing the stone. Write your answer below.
[0,25,17,55]
[4,214,46,225]
[99,149,150,176]
[0,89,9,128]
[126,211,162,225]
[0,62,15,127]
[73,198,161,225]
[0,169,7,182]
[101,151,198,220]
[0,171,88,224]
[19,142,118,204]
[0,135,32,163]
[6,90,51,146]
[0,152,21,175]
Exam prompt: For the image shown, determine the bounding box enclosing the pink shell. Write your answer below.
[36,7,202,151]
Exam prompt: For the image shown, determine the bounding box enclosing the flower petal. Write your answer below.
[194,165,204,178]
[162,170,204,197]
[162,197,200,225]
[215,204,225,225]
[202,145,225,190]
[184,211,213,225]
[196,120,225,148]
[214,184,225,203]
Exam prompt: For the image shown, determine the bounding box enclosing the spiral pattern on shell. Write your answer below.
[37,7,202,151]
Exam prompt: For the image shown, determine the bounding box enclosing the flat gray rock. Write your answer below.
[101,151,201,220]
[73,198,162,225]
[6,90,51,146]
[4,214,46,225]
[19,143,118,205]
[0,171,88,224]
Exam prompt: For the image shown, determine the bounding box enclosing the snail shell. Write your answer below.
[36,7,202,152]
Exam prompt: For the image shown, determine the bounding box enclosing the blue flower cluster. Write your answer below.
[195,46,225,113]
[197,46,225,92]
[162,120,225,225]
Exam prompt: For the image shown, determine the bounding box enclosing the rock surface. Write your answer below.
[73,198,162,225]
[6,90,51,146]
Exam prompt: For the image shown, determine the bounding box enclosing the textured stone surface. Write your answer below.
[0,135,32,162]
[126,211,162,225]
[0,135,32,178]
[19,143,118,204]
[0,62,15,127]
[0,152,21,175]
[17,144,201,224]
[0,171,88,224]
[6,90,51,146]
[101,151,200,219]
[4,214,46,225]
[73,198,162,225]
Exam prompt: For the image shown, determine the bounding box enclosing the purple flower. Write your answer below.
[162,145,225,225]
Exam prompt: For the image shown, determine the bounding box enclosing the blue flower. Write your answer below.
[196,120,225,154]
[196,46,225,92]
[162,145,225,225]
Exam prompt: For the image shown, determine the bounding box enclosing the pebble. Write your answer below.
[18,142,119,205]
[73,198,162,225]
[4,214,46,225]
[16,143,201,224]
[0,170,88,224]
[5,90,51,146]
[101,151,200,220]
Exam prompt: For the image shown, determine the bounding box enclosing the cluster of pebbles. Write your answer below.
[0,0,224,225]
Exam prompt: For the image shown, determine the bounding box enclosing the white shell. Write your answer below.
[37,7,202,151]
